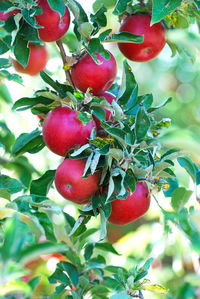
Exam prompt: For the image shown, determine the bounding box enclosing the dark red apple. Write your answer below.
[118,14,166,62]
[71,52,117,95]
[42,106,96,156]
[55,158,100,204]
[93,92,116,131]
[35,0,70,42]
[107,182,151,225]
[12,43,48,76]
[0,8,19,21]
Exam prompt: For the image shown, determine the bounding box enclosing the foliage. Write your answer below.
[0,0,200,298]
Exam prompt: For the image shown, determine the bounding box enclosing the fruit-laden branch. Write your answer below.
[56,39,76,89]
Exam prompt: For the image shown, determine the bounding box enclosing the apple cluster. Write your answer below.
[3,0,167,225]
[0,0,70,75]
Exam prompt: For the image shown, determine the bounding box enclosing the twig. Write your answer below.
[132,291,145,299]
[56,39,76,89]
[139,0,145,8]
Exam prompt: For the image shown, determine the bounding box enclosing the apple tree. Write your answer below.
[0,0,200,298]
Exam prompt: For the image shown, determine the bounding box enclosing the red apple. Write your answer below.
[42,106,96,156]
[71,51,117,95]
[55,158,100,204]
[92,92,116,131]
[118,14,166,62]
[12,43,48,76]
[35,0,70,42]
[0,8,19,21]
[107,182,151,225]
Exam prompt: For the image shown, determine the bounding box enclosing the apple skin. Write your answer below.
[0,9,19,21]
[55,158,100,204]
[71,52,117,95]
[118,14,166,62]
[42,106,96,156]
[35,0,70,42]
[107,182,151,225]
[12,43,48,76]
[93,92,116,131]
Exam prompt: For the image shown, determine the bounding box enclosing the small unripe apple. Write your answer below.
[12,43,48,76]
[92,92,116,131]
[118,14,166,62]
[106,182,151,225]
[55,158,100,204]
[35,0,70,42]
[71,52,117,95]
[42,106,96,156]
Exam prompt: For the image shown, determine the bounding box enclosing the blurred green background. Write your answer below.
[1,1,200,298]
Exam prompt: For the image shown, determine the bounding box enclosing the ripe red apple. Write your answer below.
[12,43,48,76]
[0,8,19,21]
[55,158,100,204]
[93,92,116,131]
[107,182,151,225]
[118,14,166,62]
[35,0,70,42]
[42,106,96,156]
[71,52,117,95]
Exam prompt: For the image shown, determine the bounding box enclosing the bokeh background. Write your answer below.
[1,1,200,298]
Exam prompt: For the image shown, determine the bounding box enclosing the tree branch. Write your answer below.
[56,39,76,89]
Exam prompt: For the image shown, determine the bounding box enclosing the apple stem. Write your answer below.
[56,39,76,90]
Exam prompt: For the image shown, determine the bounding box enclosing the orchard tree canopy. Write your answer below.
[0,0,200,298]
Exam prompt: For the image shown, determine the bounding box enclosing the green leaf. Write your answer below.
[0,174,23,194]
[177,156,196,182]
[117,60,138,108]
[113,0,132,15]
[14,36,29,68]
[49,268,71,285]
[171,187,193,211]
[40,71,73,98]
[78,111,93,125]
[99,208,107,241]
[11,128,45,156]
[91,5,107,27]
[0,188,11,200]
[101,32,144,44]
[67,0,88,25]
[30,170,56,196]
[18,242,67,264]
[135,107,150,142]
[21,8,43,28]
[84,243,94,260]
[151,0,182,25]
[85,38,110,63]
[1,214,30,261]
[148,97,172,113]
[28,276,40,291]
[0,83,12,103]
[62,261,79,287]
[12,96,54,111]
[140,258,154,271]
[93,0,117,12]
[95,242,120,255]
[47,0,66,16]
[92,106,106,121]
[0,39,9,55]
[194,0,200,9]
[0,58,11,69]
[142,284,168,294]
